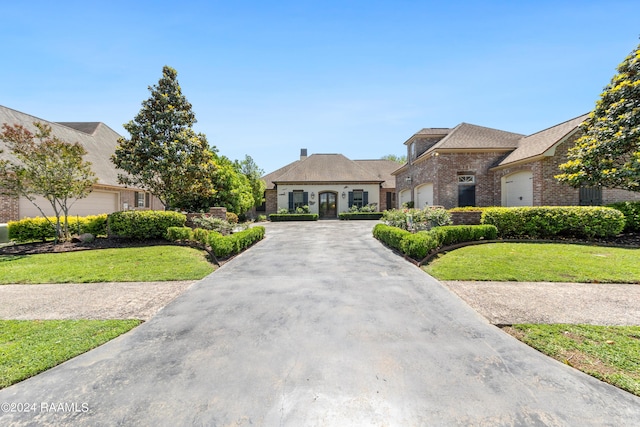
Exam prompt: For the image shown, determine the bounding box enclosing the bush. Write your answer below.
[226,212,239,224]
[338,212,384,220]
[192,216,233,235]
[373,223,499,260]
[165,225,266,259]
[269,214,319,221]
[481,206,625,239]
[607,201,640,232]
[165,226,194,241]
[107,210,186,240]
[382,208,452,231]
[8,214,108,242]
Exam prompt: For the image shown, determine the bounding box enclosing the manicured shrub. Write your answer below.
[607,201,640,232]
[382,207,452,231]
[206,231,234,258]
[8,214,108,242]
[107,210,186,240]
[372,224,411,250]
[400,232,438,260]
[430,225,498,247]
[226,212,239,224]
[192,216,233,235]
[192,228,210,245]
[481,206,625,239]
[269,214,319,221]
[165,226,194,241]
[338,212,384,220]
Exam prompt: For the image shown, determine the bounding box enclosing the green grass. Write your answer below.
[424,243,640,283]
[0,319,141,389]
[504,324,640,397]
[0,246,215,284]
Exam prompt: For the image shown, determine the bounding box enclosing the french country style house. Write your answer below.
[0,105,161,223]
[261,150,398,218]
[393,115,640,209]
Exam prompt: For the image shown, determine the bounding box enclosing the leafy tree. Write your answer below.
[112,65,217,209]
[556,42,640,190]
[239,154,266,208]
[381,154,407,164]
[0,122,97,242]
[210,154,254,214]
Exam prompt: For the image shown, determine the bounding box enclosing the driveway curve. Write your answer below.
[1,221,639,426]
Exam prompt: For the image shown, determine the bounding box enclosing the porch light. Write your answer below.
[311,192,315,199]
[405,176,412,183]
[342,192,346,198]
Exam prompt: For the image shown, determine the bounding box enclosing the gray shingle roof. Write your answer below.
[0,105,128,188]
[429,123,524,151]
[264,154,398,188]
[498,114,589,167]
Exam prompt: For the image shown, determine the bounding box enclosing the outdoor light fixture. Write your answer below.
[311,192,315,199]
[405,176,412,183]
[342,192,346,198]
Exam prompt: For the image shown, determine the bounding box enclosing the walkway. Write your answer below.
[1,221,639,426]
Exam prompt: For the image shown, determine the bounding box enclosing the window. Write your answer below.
[458,175,475,184]
[293,190,305,209]
[348,190,368,209]
[134,191,149,208]
[457,174,476,207]
[410,142,416,160]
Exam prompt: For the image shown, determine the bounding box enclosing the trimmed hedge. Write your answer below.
[108,210,186,240]
[339,212,384,220]
[8,215,108,242]
[269,214,318,222]
[481,206,625,239]
[373,223,498,260]
[166,226,265,259]
[607,201,640,232]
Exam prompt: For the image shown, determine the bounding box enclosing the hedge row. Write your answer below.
[373,224,498,260]
[338,212,384,220]
[166,226,265,258]
[8,215,108,242]
[107,211,186,240]
[607,201,640,232]
[481,206,625,239]
[269,214,319,221]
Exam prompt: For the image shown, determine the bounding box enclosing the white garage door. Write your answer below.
[399,189,411,207]
[19,191,119,218]
[414,183,434,208]
[503,171,533,207]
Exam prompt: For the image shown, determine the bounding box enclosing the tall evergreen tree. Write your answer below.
[556,42,640,191]
[112,66,216,209]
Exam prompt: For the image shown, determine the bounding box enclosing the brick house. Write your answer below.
[393,115,640,209]
[260,150,398,218]
[0,105,161,223]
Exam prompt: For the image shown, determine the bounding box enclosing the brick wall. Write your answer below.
[0,194,19,223]
[265,189,278,214]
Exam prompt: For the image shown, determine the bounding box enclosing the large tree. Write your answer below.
[0,122,97,242]
[239,154,266,208]
[556,42,640,190]
[112,65,216,209]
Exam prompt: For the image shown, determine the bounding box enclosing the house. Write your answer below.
[0,105,161,223]
[393,115,640,209]
[261,149,398,218]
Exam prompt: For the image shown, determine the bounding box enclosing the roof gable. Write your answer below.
[497,114,589,167]
[272,154,384,184]
[0,105,125,188]
[431,123,524,151]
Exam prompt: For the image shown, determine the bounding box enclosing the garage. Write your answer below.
[19,191,119,218]
[414,183,434,208]
[503,171,533,207]
[399,189,411,208]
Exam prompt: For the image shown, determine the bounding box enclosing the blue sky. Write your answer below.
[2,1,639,174]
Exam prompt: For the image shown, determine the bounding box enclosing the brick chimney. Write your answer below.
[300,148,308,160]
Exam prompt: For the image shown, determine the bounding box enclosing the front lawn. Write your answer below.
[424,242,640,283]
[0,246,215,284]
[503,324,640,397]
[0,319,141,389]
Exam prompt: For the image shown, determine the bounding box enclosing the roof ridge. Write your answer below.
[522,113,589,139]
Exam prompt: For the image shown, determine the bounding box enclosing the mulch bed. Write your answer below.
[0,238,172,255]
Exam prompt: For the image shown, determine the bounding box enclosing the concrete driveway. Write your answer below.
[1,221,639,426]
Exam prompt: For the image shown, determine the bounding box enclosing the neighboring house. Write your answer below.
[0,105,161,223]
[261,149,398,218]
[393,115,640,209]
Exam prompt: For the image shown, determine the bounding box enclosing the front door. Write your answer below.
[319,192,337,219]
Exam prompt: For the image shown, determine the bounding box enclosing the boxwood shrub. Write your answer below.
[8,214,108,242]
[107,210,186,240]
[373,223,499,260]
[269,214,319,221]
[166,225,266,259]
[607,201,640,232]
[338,212,384,220]
[481,206,625,239]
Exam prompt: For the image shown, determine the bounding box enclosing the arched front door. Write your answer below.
[319,192,337,219]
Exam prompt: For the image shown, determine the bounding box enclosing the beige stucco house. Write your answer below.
[0,105,161,223]
[393,115,640,209]
[261,150,398,218]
